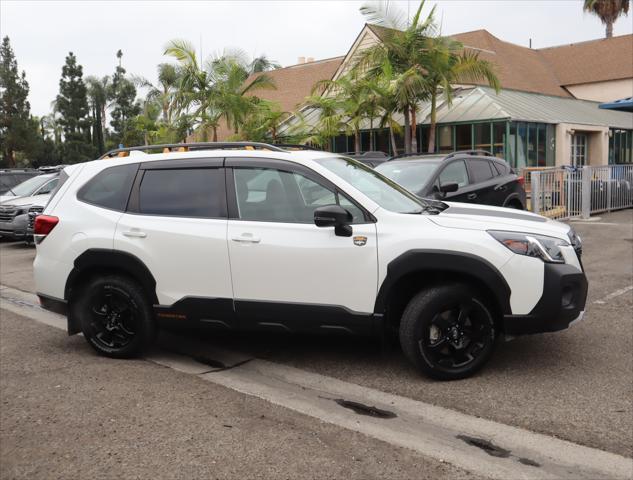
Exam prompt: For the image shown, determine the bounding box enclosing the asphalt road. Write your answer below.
[0,209,631,475]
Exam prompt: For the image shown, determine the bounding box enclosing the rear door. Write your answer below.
[114,158,235,328]
[465,159,498,205]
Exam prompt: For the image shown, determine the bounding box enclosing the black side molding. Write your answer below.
[37,293,68,316]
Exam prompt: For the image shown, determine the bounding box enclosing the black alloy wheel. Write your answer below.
[399,284,497,380]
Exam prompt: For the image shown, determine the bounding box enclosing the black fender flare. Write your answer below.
[65,249,158,305]
[502,193,523,208]
[374,249,512,316]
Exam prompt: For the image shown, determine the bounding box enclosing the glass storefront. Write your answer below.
[329,120,557,168]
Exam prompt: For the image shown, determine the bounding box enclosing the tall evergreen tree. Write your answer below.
[0,36,34,167]
[56,52,94,163]
[108,50,141,146]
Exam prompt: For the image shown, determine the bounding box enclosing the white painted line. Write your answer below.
[2,285,632,480]
[593,285,633,305]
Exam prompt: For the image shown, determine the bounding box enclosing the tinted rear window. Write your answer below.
[469,160,494,183]
[77,163,138,211]
[138,168,226,218]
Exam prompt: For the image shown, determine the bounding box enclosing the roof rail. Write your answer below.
[444,150,493,159]
[388,152,443,161]
[99,141,287,159]
[342,151,388,158]
[273,143,322,151]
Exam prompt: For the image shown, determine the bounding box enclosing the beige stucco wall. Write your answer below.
[555,123,610,166]
[565,78,633,103]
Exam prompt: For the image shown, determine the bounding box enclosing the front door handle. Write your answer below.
[122,230,147,238]
[231,234,261,244]
[467,193,477,200]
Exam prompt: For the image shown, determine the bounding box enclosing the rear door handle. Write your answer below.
[231,234,261,244]
[122,230,147,238]
[467,193,477,200]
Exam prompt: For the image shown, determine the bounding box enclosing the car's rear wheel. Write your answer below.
[75,275,155,358]
[399,284,497,380]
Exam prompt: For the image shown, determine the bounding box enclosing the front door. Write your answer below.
[226,160,378,334]
[571,133,588,166]
[436,159,476,203]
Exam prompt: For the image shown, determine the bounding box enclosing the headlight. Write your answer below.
[488,230,569,263]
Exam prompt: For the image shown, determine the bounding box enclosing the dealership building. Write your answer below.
[243,25,633,167]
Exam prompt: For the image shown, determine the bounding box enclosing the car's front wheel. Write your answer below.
[399,284,497,380]
[75,274,156,358]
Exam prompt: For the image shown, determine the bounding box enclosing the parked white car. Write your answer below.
[33,143,587,380]
[0,172,59,204]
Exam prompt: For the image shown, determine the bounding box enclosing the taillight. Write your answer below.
[517,176,525,187]
[33,215,59,244]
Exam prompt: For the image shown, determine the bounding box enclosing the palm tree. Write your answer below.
[584,0,630,38]
[300,94,348,150]
[250,54,281,73]
[164,40,275,141]
[423,37,499,152]
[85,75,110,153]
[308,73,376,153]
[357,0,437,153]
[132,63,180,125]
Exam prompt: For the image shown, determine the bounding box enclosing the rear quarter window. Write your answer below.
[469,160,495,183]
[77,163,138,211]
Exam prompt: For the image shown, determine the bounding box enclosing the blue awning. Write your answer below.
[599,97,633,113]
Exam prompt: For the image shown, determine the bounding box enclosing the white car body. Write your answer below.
[32,147,587,377]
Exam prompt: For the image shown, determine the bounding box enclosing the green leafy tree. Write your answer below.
[584,0,630,38]
[55,52,94,163]
[0,36,35,167]
[236,99,287,142]
[133,63,180,125]
[108,50,141,146]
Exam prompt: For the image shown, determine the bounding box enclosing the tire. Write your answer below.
[74,274,156,358]
[399,284,497,380]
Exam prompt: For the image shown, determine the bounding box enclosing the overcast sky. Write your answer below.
[2,0,632,117]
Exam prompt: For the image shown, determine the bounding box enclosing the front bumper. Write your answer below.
[0,214,29,240]
[503,263,588,335]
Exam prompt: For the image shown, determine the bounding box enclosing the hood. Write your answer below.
[0,194,50,208]
[0,194,21,204]
[430,202,571,240]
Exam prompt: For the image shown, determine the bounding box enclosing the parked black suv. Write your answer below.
[376,150,526,209]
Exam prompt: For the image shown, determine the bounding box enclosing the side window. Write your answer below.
[138,168,225,218]
[439,160,469,188]
[36,178,59,195]
[78,163,138,211]
[469,160,495,183]
[234,167,363,224]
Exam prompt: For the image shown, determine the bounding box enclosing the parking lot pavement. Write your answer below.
[0,309,476,480]
[1,209,631,462]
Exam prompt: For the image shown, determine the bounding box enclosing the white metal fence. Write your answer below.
[530,165,633,220]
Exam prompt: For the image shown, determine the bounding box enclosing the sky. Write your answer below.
[2,0,632,117]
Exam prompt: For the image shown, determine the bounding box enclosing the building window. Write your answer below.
[438,125,453,153]
[570,133,588,166]
[492,122,505,158]
[610,129,633,164]
[455,124,472,151]
[474,123,491,152]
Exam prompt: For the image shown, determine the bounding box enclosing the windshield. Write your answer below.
[375,161,441,193]
[9,175,53,197]
[315,157,424,213]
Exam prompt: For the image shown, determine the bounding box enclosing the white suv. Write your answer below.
[33,143,587,380]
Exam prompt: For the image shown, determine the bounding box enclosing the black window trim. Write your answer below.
[77,163,140,213]
[224,157,376,224]
[127,164,228,220]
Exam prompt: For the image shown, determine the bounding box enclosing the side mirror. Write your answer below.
[314,205,353,237]
[439,182,459,194]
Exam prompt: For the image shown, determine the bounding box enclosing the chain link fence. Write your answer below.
[529,165,633,220]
